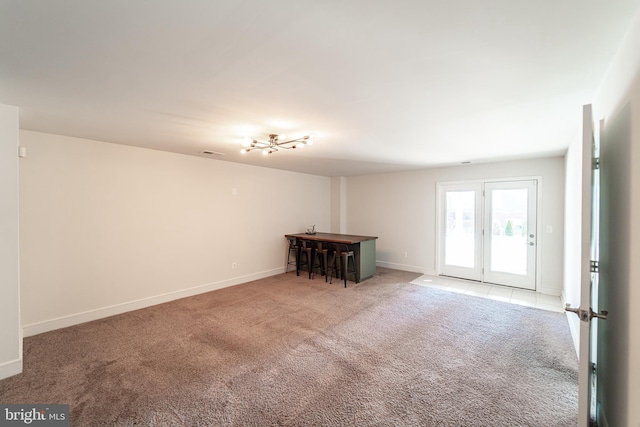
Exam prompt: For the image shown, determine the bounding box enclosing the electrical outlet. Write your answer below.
[231,262,237,269]
[403,251,408,258]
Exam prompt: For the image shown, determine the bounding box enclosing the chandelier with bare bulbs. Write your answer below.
[240,133,315,155]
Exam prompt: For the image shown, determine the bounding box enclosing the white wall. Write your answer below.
[346,157,565,295]
[0,104,21,380]
[19,130,330,335]
[587,9,640,427]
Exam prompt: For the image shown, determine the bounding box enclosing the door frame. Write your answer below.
[435,176,543,292]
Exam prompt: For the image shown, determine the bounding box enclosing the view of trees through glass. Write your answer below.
[445,188,528,275]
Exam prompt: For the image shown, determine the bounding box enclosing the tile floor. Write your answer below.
[410,274,564,313]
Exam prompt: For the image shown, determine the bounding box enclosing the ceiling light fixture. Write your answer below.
[240,133,315,155]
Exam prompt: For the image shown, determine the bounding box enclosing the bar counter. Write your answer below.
[284,232,378,282]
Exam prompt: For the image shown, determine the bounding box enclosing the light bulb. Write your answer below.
[263,149,269,155]
[240,148,248,154]
[241,137,253,147]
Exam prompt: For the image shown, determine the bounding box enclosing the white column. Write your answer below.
[0,103,21,379]
[330,176,347,233]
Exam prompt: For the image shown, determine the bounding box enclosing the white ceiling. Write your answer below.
[1,1,639,176]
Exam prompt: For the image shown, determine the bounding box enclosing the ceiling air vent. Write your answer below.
[201,150,226,156]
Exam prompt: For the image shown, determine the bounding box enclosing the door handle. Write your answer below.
[591,309,608,320]
[565,304,608,322]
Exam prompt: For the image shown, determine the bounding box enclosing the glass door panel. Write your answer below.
[445,191,475,268]
[483,180,537,289]
[439,183,483,281]
[488,188,528,275]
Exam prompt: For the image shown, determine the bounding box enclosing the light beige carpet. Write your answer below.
[0,268,577,426]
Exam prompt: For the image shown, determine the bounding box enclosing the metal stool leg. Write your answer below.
[315,242,329,279]
[338,245,356,288]
[301,241,315,279]
[286,238,299,273]
[329,251,338,284]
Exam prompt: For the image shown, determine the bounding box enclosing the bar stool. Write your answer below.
[300,240,317,279]
[313,241,331,280]
[285,237,300,274]
[322,243,338,282]
[329,243,356,287]
[326,243,341,283]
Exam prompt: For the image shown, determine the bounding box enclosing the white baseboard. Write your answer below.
[566,313,580,357]
[560,290,580,357]
[0,357,23,380]
[23,268,283,337]
[538,286,561,296]
[376,261,426,274]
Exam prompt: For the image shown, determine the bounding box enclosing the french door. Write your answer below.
[565,104,606,426]
[438,179,538,290]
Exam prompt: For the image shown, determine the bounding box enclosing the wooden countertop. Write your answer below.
[285,232,378,244]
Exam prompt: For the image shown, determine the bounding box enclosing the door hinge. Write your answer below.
[590,260,599,273]
[593,157,600,170]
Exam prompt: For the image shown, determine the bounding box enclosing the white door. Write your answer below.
[439,180,538,290]
[483,180,537,289]
[439,183,483,281]
[566,104,607,426]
